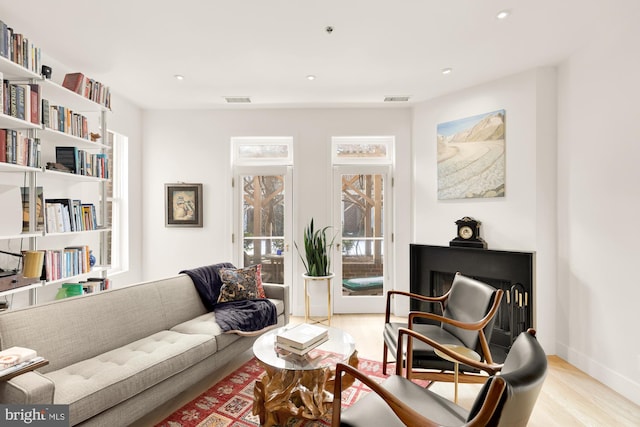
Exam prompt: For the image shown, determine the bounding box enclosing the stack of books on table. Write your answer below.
[276,323,329,356]
[0,346,45,378]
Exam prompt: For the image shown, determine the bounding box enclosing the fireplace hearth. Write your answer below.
[409,244,535,363]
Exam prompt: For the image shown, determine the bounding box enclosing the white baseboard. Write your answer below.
[556,341,640,406]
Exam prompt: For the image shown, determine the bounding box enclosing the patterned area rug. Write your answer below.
[155,355,412,427]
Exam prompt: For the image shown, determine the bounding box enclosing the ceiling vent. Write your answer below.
[384,96,410,102]
[224,97,252,103]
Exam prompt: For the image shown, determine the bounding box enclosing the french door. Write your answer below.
[332,165,392,313]
[234,166,293,290]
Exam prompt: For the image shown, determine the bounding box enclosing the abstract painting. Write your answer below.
[437,109,505,199]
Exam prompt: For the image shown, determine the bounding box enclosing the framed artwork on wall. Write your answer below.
[165,183,203,227]
[437,109,506,200]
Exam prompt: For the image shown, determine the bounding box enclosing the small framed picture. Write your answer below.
[165,183,203,227]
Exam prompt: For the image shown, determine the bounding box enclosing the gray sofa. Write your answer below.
[0,273,289,426]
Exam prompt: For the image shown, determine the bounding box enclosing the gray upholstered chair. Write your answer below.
[383,272,503,383]
[333,328,547,427]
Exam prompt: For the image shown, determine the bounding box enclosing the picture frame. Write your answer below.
[437,109,506,200]
[165,183,203,227]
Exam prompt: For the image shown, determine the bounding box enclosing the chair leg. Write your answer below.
[382,342,388,375]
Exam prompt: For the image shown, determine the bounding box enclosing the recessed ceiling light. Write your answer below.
[174,74,184,80]
[441,67,453,75]
[306,75,316,81]
[496,10,511,20]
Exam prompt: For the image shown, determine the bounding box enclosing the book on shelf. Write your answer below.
[276,335,329,356]
[55,146,79,174]
[62,72,111,108]
[28,83,40,124]
[0,129,5,163]
[276,323,329,350]
[41,98,50,128]
[62,72,86,95]
[0,346,37,369]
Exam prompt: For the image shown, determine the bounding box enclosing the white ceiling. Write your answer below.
[0,1,632,110]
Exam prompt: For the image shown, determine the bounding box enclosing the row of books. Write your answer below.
[0,20,42,74]
[0,128,41,167]
[62,72,111,109]
[1,73,98,144]
[275,323,329,356]
[1,78,40,124]
[42,99,89,139]
[54,146,109,178]
[45,199,98,234]
[43,246,93,282]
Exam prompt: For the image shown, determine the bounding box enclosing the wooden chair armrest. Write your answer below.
[385,290,449,323]
[397,327,503,376]
[331,363,443,427]
[408,311,485,331]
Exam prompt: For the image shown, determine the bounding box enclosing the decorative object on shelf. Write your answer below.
[90,132,101,142]
[22,251,44,278]
[41,65,52,79]
[295,218,336,277]
[89,251,96,267]
[45,162,73,173]
[449,216,487,249]
[21,186,45,232]
[165,183,203,227]
[437,109,506,200]
[0,249,44,281]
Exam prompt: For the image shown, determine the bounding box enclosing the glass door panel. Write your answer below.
[334,167,390,313]
[241,174,286,284]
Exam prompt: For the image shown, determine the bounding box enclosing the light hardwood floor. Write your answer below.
[132,314,640,426]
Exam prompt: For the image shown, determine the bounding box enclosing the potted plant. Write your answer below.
[295,218,336,277]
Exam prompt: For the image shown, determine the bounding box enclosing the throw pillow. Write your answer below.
[255,264,266,299]
[218,265,260,303]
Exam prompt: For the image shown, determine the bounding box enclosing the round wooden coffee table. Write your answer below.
[252,325,358,427]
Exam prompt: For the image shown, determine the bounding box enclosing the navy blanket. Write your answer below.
[180,263,234,311]
[180,263,278,333]
[214,299,277,334]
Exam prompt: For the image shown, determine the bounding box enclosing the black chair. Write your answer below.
[383,272,503,383]
[333,328,547,427]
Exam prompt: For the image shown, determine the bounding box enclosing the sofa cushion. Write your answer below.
[46,330,215,425]
[170,296,283,350]
[171,312,240,350]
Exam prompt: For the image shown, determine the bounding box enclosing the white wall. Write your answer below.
[411,68,558,353]
[141,108,412,315]
[557,9,640,404]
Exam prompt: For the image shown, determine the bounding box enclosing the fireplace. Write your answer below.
[409,244,535,363]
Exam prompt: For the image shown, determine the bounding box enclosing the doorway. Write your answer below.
[332,165,391,313]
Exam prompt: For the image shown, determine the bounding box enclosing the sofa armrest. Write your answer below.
[0,371,55,404]
[263,283,290,325]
